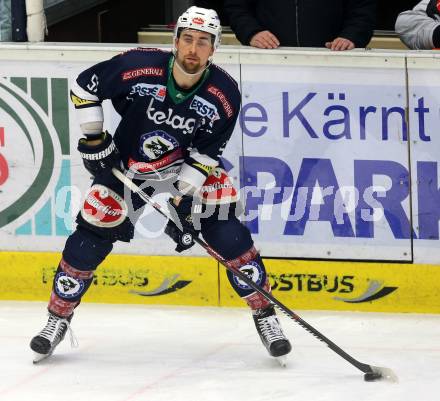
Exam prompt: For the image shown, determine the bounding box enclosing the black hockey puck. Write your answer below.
[364,372,382,381]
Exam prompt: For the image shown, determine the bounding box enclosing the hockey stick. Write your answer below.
[112,168,397,382]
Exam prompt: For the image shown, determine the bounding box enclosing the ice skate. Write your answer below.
[30,312,76,363]
[253,306,291,366]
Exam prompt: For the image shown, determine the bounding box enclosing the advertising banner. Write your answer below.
[239,53,411,260]
[407,56,440,264]
[1,250,439,313]
[0,251,219,306]
[0,60,93,252]
[219,258,440,313]
[1,47,440,265]
[0,53,241,257]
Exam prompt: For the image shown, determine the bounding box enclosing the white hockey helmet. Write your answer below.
[174,6,222,51]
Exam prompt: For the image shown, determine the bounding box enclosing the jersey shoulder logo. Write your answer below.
[206,85,234,118]
[121,67,164,81]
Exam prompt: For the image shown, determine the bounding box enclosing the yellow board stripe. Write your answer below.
[1,252,440,313]
[220,259,440,313]
[0,252,219,306]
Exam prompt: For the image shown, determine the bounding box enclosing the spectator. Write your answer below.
[224,0,376,50]
[194,0,230,25]
[11,0,27,41]
[0,0,12,41]
[395,0,440,49]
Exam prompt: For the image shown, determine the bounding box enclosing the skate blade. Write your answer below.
[276,355,288,367]
[32,351,52,364]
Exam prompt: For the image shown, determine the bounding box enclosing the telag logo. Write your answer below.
[146,98,196,135]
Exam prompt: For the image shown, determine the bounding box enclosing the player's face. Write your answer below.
[175,29,214,73]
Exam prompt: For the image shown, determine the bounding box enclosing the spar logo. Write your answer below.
[0,78,61,230]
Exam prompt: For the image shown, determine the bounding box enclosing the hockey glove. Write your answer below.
[427,0,440,18]
[165,195,201,253]
[77,131,120,177]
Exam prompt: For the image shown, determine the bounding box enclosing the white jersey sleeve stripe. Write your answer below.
[178,162,210,192]
[71,81,100,101]
[189,149,217,166]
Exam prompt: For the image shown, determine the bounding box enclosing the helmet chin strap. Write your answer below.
[172,53,212,78]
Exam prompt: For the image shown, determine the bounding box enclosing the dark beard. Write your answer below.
[181,58,202,74]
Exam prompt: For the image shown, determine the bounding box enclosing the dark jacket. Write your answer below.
[224,0,376,48]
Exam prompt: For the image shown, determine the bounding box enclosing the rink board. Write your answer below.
[220,259,440,313]
[1,251,439,313]
[0,252,219,306]
[2,45,440,264]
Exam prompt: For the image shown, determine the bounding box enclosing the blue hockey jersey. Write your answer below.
[72,48,241,189]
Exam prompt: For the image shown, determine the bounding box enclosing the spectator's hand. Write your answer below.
[325,37,355,51]
[250,31,280,49]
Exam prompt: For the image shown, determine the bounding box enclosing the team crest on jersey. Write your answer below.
[81,185,128,228]
[127,83,166,102]
[139,130,178,160]
[233,261,265,290]
[190,95,220,122]
[54,272,84,299]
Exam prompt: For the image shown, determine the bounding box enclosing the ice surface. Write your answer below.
[0,301,439,401]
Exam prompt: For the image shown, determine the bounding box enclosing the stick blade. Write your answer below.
[368,366,399,383]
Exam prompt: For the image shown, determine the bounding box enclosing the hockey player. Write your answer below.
[30,6,291,364]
